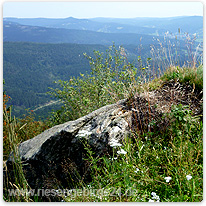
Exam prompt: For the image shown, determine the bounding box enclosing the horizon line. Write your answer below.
[3,15,203,19]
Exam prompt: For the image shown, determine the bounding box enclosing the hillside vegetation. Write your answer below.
[3,16,202,120]
[3,42,107,117]
[4,32,201,119]
[3,44,203,202]
[3,21,162,45]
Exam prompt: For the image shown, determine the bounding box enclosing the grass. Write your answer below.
[3,65,203,202]
[3,104,32,202]
[61,102,203,202]
[3,36,203,201]
[161,65,203,93]
[62,63,203,202]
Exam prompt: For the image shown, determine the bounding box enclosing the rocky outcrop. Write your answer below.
[5,79,202,191]
[6,99,132,189]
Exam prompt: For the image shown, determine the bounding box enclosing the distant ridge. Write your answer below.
[3,21,163,45]
[4,16,203,34]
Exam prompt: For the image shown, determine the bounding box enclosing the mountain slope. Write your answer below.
[3,21,160,45]
[3,17,161,34]
[91,16,203,34]
[4,16,203,36]
[3,42,108,117]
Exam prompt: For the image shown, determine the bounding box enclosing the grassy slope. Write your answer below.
[64,65,203,202]
[3,65,203,202]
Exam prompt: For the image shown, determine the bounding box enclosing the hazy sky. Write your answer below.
[3,1,203,19]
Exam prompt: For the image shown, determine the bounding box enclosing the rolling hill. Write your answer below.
[3,21,161,45]
[3,17,162,35]
[4,16,203,36]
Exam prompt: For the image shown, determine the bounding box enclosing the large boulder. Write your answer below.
[6,99,132,189]
[5,80,202,191]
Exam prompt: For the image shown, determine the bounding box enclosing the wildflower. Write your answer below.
[151,192,160,202]
[134,168,140,173]
[110,139,122,147]
[110,142,122,147]
[142,67,146,70]
[117,148,127,155]
[164,176,172,183]
[148,199,155,202]
[109,157,118,161]
[186,175,192,180]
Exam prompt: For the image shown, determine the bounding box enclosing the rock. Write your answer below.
[6,99,132,190]
[5,79,202,191]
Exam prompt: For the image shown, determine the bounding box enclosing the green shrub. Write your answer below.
[49,45,141,124]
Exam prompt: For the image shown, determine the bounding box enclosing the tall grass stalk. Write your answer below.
[3,106,32,202]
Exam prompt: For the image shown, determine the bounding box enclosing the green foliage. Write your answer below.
[162,65,203,93]
[64,104,202,202]
[3,91,49,202]
[4,28,202,120]
[3,42,203,202]
[166,104,197,137]
[3,94,49,160]
[3,95,32,202]
[3,42,107,118]
[49,45,140,123]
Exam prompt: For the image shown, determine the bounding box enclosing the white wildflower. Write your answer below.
[164,176,172,182]
[109,157,118,160]
[110,142,122,147]
[110,139,122,147]
[117,148,127,155]
[186,174,192,180]
[148,199,155,202]
[151,192,160,202]
[134,168,140,173]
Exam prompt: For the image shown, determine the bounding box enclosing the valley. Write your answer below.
[3,16,203,119]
